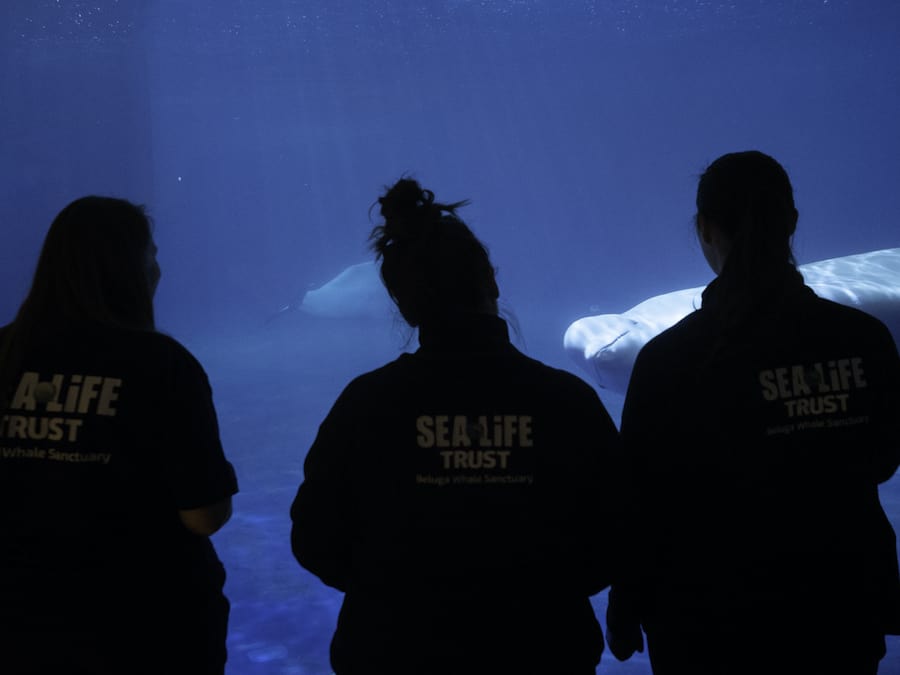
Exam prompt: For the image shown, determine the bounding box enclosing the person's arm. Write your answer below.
[165,342,239,534]
[577,388,629,597]
[290,386,357,592]
[179,496,233,536]
[601,434,646,661]
[606,584,645,661]
[868,322,900,484]
[604,347,659,661]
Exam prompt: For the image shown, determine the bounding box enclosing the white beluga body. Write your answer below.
[564,248,900,395]
[296,261,393,319]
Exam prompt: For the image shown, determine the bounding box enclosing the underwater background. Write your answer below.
[2,1,899,673]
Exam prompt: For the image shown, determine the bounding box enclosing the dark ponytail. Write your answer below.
[370,178,498,327]
[696,150,800,332]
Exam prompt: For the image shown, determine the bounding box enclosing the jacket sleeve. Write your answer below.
[869,322,900,484]
[165,344,238,510]
[563,380,631,598]
[605,345,661,646]
[290,386,357,592]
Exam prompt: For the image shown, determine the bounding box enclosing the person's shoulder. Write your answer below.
[124,328,195,355]
[641,307,706,356]
[528,354,595,386]
[333,352,414,397]
[811,294,885,322]
[503,348,602,400]
[808,294,896,343]
[114,328,210,374]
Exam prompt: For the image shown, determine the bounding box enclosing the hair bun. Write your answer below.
[370,177,470,260]
[378,178,435,226]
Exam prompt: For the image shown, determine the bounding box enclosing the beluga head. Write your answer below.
[565,313,670,393]
[564,286,705,394]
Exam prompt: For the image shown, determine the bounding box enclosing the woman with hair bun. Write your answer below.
[606,151,900,674]
[291,178,626,674]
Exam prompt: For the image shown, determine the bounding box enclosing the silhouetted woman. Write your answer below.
[606,151,900,674]
[0,196,238,675]
[291,178,626,674]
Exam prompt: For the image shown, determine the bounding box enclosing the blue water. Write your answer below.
[2,1,900,673]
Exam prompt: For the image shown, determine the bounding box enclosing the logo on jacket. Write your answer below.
[414,414,535,485]
[1,371,121,443]
[758,357,867,420]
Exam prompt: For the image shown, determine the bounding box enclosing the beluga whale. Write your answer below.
[270,261,394,322]
[564,248,900,395]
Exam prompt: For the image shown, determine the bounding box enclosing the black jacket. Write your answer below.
[609,269,900,653]
[291,314,626,674]
[0,320,237,672]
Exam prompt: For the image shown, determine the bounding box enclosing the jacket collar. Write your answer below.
[416,313,511,352]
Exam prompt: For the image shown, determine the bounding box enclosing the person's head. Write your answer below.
[0,196,158,405]
[369,178,498,327]
[695,150,798,276]
[18,195,159,331]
